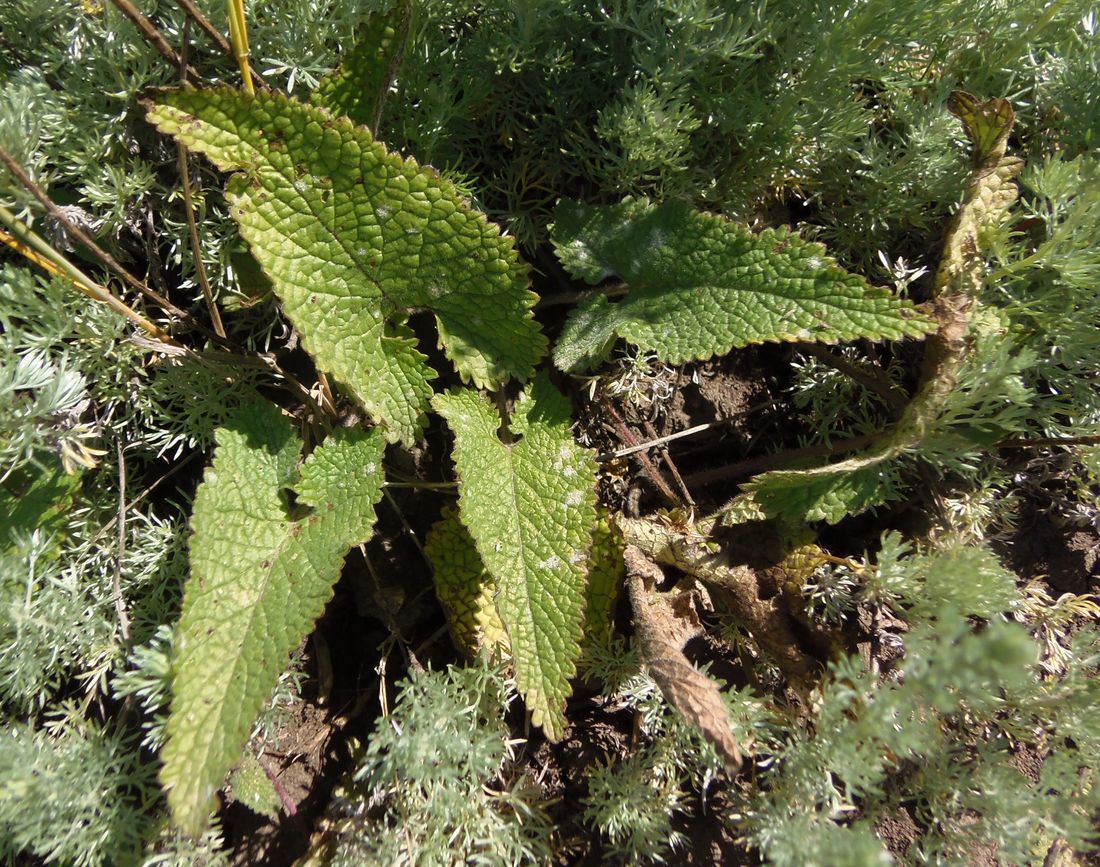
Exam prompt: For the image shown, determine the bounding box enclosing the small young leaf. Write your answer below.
[433,375,597,741]
[145,88,545,444]
[552,198,934,371]
[744,461,902,525]
[312,0,412,133]
[162,402,385,834]
[229,753,280,820]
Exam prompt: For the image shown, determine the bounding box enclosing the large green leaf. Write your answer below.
[145,88,544,444]
[551,198,934,371]
[432,376,597,740]
[311,0,412,133]
[162,402,385,834]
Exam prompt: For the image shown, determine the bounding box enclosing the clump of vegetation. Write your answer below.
[1,1,1099,864]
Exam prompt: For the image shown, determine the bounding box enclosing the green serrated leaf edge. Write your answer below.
[144,87,545,444]
[311,0,412,133]
[432,375,597,741]
[552,197,935,372]
[162,401,385,834]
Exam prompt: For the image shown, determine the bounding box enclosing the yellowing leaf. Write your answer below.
[426,505,508,659]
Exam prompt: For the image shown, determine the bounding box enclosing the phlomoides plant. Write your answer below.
[135,9,942,831]
[3,0,1100,861]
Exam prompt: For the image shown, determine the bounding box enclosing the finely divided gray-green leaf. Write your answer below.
[432,376,597,741]
[552,198,935,371]
[145,87,545,444]
[163,402,385,834]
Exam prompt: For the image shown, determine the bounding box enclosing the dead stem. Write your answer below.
[113,437,133,651]
[643,419,694,509]
[596,419,731,461]
[177,19,226,338]
[0,214,172,342]
[0,144,221,342]
[601,396,682,507]
[109,0,201,82]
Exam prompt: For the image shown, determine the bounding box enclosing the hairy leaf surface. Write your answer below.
[744,461,901,524]
[427,505,622,661]
[433,376,597,740]
[145,88,544,444]
[426,505,508,659]
[552,198,934,371]
[311,0,412,133]
[163,402,385,833]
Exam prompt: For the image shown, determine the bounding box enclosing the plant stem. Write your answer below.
[227,0,255,96]
[596,419,731,461]
[0,210,171,341]
[535,281,629,310]
[113,438,133,651]
[177,20,226,338]
[0,145,222,341]
[684,432,878,488]
[109,0,200,82]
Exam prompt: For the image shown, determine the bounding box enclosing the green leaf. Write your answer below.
[432,376,597,741]
[427,504,621,663]
[551,198,934,372]
[311,0,412,133]
[426,505,508,659]
[0,456,81,560]
[583,512,624,652]
[948,91,1015,169]
[162,401,385,834]
[743,460,902,524]
[229,753,280,820]
[144,87,545,444]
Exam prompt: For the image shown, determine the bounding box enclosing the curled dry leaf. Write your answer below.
[624,545,743,773]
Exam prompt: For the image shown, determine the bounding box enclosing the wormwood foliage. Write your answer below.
[145,87,544,445]
[746,93,1025,523]
[4,0,1100,862]
[163,401,385,834]
[433,376,597,741]
[551,197,934,371]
